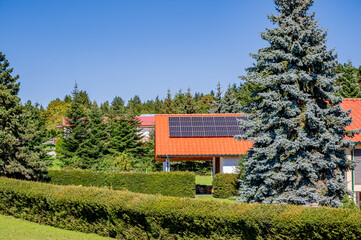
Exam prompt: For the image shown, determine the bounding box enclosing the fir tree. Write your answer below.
[59,84,88,160]
[335,61,361,98]
[183,88,198,114]
[110,96,125,116]
[163,89,175,114]
[109,115,145,156]
[64,95,72,103]
[209,82,222,113]
[76,104,108,168]
[0,52,48,180]
[237,0,355,207]
[127,95,142,115]
[236,81,264,107]
[218,85,240,113]
[100,101,110,116]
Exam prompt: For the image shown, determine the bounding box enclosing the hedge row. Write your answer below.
[47,169,195,197]
[1,177,361,239]
[213,173,239,198]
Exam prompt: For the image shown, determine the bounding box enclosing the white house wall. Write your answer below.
[221,157,239,174]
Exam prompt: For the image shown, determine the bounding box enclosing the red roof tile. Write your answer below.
[155,100,361,161]
[136,116,155,126]
[155,114,252,161]
[341,99,361,142]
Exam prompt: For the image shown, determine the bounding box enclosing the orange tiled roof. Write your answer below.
[341,99,361,142]
[155,114,252,161]
[155,100,361,162]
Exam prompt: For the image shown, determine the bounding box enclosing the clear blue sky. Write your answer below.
[1,0,360,107]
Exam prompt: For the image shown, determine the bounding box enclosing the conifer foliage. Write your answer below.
[0,52,49,180]
[335,61,361,98]
[237,0,356,206]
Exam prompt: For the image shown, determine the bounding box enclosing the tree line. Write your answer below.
[1,47,360,181]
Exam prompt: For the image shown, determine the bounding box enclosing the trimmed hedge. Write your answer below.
[47,169,195,197]
[1,177,361,239]
[213,173,239,198]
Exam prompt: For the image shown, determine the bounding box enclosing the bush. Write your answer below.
[1,177,361,239]
[47,169,195,197]
[213,173,239,198]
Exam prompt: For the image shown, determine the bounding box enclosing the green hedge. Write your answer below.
[213,173,239,198]
[1,177,361,239]
[47,169,195,197]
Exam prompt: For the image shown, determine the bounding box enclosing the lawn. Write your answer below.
[0,214,112,240]
[195,175,213,186]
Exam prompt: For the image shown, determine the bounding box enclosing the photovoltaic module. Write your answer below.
[168,116,244,137]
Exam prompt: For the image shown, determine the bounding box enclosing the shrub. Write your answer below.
[341,194,360,210]
[1,177,361,239]
[213,173,239,198]
[47,169,195,197]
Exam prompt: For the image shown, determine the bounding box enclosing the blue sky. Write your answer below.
[1,0,361,106]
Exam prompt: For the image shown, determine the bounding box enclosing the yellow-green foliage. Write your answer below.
[47,169,195,197]
[1,177,361,239]
[213,173,239,198]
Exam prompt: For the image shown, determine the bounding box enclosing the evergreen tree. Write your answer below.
[59,84,88,161]
[163,89,175,114]
[173,89,186,113]
[218,85,240,113]
[108,115,145,156]
[236,81,264,107]
[335,61,361,98]
[183,88,198,114]
[76,105,109,168]
[153,96,163,114]
[197,94,214,113]
[0,52,48,180]
[127,95,142,115]
[76,90,92,110]
[100,101,110,116]
[237,0,355,207]
[110,96,125,116]
[209,82,222,113]
[64,95,72,103]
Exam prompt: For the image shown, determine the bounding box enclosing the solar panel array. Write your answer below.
[168,116,244,137]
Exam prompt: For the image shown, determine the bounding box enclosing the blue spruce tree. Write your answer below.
[237,0,356,206]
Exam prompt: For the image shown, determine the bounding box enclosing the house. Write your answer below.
[154,113,252,174]
[136,114,155,141]
[154,99,361,204]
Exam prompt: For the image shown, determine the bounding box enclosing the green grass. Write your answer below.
[0,214,112,240]
[195,175,213,186]
[195,194,237,203]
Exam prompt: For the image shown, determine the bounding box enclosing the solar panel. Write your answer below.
[168,116,244,137]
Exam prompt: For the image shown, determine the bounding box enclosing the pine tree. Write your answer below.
[0,52,49,180]
[335,61,361,98]
[76,104,109,168]
[237,0,355,206]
